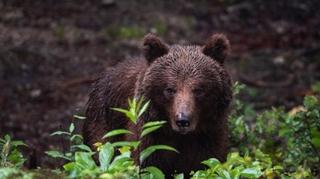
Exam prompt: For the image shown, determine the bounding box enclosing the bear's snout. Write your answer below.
[169,88,198,134]
[171,109,197,134]
[175,112,192,134]
[176,113,190,128]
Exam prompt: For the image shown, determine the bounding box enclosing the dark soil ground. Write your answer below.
[1,0,320,168]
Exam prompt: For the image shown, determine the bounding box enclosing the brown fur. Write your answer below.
[83,33,232,178]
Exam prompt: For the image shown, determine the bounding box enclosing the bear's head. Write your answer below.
[135,33,232,135]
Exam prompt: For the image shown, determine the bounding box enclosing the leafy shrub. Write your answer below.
[48,98,177,179]
[0,135,27,168]
[191,150,283,179]
[46,115,90,162]
[0,167,63,179]
[228,82,320,178]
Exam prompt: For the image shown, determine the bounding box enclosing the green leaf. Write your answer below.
[218,169,232,179]
[103,129,133,139]
[0,168,34,178]
[108,152,133,172]
[142,121,167,129]
[140,145,178,163]
[118,146,131,154]
[50,131,70,136]
[63,162,76,171]
[201,158,221,168]
[174,173,184,179]
[11,141,27,147]
[227,152,240,161]
[311,137,320,149]
[230,166,244,179]
[99,143,114,172]
[279,128,291,137]
[72,144,92,152]
[65,152,72,157]
[4,135,10,141]
[128,98,135,111]
[112,141,141,149]
[74,152,97,169]
[45,151,71,161]
[311,127,320,138]
[69,123,75,133]
[273,165,283,171]
[7,149,26,167]
[240,168,262,178]
[128,98,133,107]
[303,96,318,109]
[138,100,150,117]
[111,108,130,114]
[142,166,165,179]
[140,121,166,138]
[141,125,162,138]
[311,81,320,93]
[2,140,10,159]
[70,134,83,142]
[112,108,137,124]
[73,114,86,120]
[136,97,143,113]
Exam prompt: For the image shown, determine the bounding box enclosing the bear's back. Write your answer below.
[83,58,148,146]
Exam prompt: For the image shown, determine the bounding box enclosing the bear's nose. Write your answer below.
[176,113,190,127]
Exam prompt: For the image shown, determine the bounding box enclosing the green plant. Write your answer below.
[278,95,320,174]
[311,81,320,94]
[48,98,177,179]
[229,82,258,155]
[0,167,35,179]
[191,152,264,179]
[111,98,177,164]
[228,82,320,178]
[0,135,27,168]
[46,115,91,161]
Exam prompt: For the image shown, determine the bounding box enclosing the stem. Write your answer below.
[138,166,141,179]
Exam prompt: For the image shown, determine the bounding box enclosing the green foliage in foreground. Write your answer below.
[228,82,320,178]
[0,82,320,178]
[0,135,27,168]
[0,167,63,179]
[48,98,177,179]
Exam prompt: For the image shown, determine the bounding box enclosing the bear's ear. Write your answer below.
[143,33,169,63]
[202,34,230,64]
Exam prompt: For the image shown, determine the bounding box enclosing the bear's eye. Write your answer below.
[164,87,176,97]
[193,88,205,97]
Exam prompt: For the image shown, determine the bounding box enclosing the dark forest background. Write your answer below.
[0,0,320,167]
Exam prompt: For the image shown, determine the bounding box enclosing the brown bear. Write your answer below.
[83,33,232,177]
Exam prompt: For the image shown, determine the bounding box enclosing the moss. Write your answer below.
[52,25,66,40]
[105,25,146,39]
[153,20,167,35]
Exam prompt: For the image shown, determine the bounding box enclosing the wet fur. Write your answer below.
[83,36,232,178]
